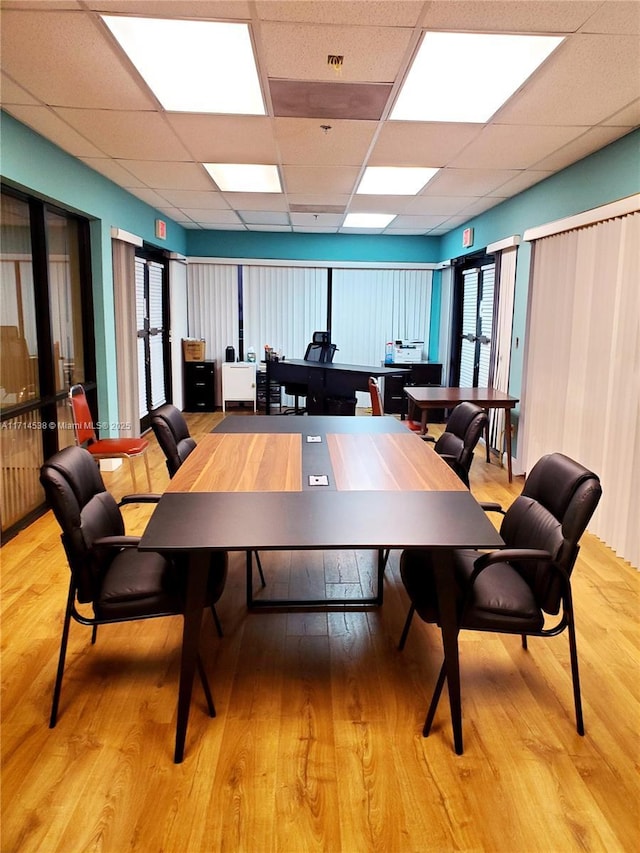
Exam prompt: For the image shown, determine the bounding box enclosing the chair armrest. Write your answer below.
[420,435,435,443]
[474,548,553,572]
[93,535,141,549]
[119,494,162,506]
[479,501,505,515]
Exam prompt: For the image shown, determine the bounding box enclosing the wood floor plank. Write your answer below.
[2,410,638,852]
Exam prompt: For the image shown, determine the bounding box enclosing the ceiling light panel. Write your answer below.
[204,164,282,193]
[391,32,564,123]
[356,166,439,194]
[102,16,265,114]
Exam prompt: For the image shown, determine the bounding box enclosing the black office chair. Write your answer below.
[424,402,488,487]
[40,445,228,728]
[150,405,266,587]
[282,332,338,414]
[398,452,602,743]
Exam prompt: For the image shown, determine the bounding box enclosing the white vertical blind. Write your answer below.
[521,211,639,568]
[489,247,517,453]
[187,263,239,403]
[332,268,432,405]
[243,265,327,363]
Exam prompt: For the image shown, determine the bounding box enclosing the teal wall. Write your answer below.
[2,110,638,432]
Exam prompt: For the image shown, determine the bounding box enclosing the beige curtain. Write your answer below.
[489,246,517,455]
[520,211,639,568]
[112,239,140,437]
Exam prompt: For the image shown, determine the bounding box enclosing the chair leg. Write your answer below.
[143,451,152,491]
[254,551,266,587]
[91,625,98,644]
[210,605,223,638]
[50,584,74,727]
[566,603,585,735]
[196,654,216,718]
[521,633,528,650]
[379,549,390,573]
[398,604,416,651]
[128,456,138,492]
[423,662,447,737]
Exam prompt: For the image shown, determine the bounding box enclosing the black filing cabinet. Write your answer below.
[257,368,282,412]
[384,363,443,418]
[183,360,216,412]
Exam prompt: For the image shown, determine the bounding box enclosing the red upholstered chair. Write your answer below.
[69,384,151,492]
[368,377,421,430]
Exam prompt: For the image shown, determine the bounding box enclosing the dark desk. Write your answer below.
[405,386,520,482]
[139,415,503,762]
[265,359,408,414]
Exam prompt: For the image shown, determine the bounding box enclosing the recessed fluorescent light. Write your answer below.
[391,31,564,123]
[204,164,282,193]
[343,213,396,229]
[356,166,439,194]
[102,16,265,114]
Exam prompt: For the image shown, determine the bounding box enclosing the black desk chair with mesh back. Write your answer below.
[283,332,338,414]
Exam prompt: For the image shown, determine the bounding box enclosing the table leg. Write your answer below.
[421,408,428,435]
[505,407,513,482]
[432,549,464,755]
[246,550,254,608]
[484,416,491,462]
[174,551,209,763]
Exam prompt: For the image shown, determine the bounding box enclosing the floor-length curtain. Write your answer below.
[187,263,239,404]
[112,238,140,437]
[489,247,517,454]
[332,268,432,406]
[520,212,639,568]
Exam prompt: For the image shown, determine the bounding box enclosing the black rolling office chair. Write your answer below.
[150,405,266,587]
[40,445,228,728]
[398,452,602,746]
[283,331,338,414]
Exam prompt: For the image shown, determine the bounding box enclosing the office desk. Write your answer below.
[139,415,503,762]
[265,359,408,414]
[405,386,519,482]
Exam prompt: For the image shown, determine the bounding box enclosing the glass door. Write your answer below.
[135,253,169,432]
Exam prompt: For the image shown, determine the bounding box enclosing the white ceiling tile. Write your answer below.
[259,20,413,82]
[0,10,156,110]
[114,160,214,191]
[580,1,640,34]
[496,34,640,126]
[349,195,415,214]
[80,157,146,187]
[124,187,175,208]
[221,193,289,211]
[406,195,479,215]
[0,72,40,105]
[282,165,359,195]
[602,100,640,126]
[422,1,600,33]
[84,1,252,18]
[256,1,425,27]
[457,197,506,217]
[370,123,482,167]
[3,104,105,157]
[165,114,278,163]
[275,117,377,166]
[184,209,243,224]
[530,126,636,171]
[450,124,587,170]
[391,214,450,229]
[491,170,553,197]
[290,212,345,227]
[424,169,521,196]
[155,207,195,223]
[54,108,192,159]
[292,225,340,233]
[286,194,351,208]
[156,189,230,209]
[246,224,292,232]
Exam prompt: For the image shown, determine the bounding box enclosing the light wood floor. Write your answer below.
[2,411,638,853]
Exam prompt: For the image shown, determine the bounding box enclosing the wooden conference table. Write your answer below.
[139,415,503,762]
[405,386,519,482]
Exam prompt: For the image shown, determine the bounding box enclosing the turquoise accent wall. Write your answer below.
[2,110,637,435]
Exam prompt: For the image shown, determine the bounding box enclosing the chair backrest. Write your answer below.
[304,332,337,363]
[368,377,384,416]
[501,452,602,614]
[149,404,196,478]
[69,384,98,446]
[434,402,487,482]
[40,445,124,603]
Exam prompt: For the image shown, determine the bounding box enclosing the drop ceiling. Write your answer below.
[1,0,638,235]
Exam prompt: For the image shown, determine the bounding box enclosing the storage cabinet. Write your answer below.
[183,360,216,412]
[257,369,281,412]
[222,362,257,412]
[383,363,443,418]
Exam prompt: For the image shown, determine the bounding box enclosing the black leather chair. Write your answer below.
[150,404,266,587]
[148,404,196,478]
[40,445,228,727]
[398,452,602,742]
[425,401,488,487]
